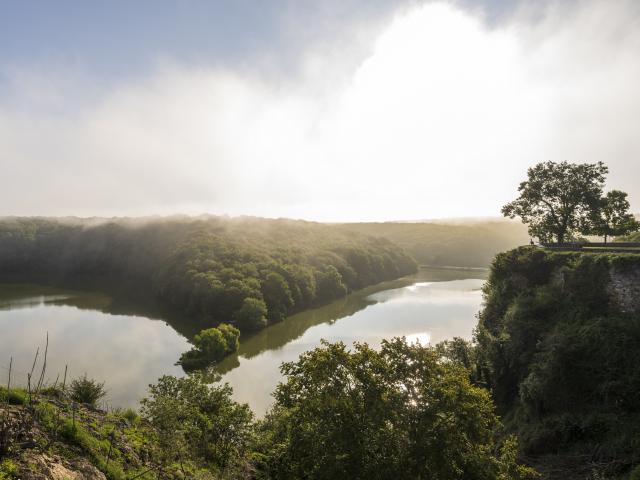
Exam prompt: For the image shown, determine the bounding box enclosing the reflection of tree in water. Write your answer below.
[214,276,424,375]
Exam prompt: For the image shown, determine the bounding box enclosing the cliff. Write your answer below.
[475,247,640,478]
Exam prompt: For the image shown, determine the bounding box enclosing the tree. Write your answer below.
[69,375,107,406]
[234,297,268,331]
[256,338,536,480]
[502,161,608,243]
[178,324,240,370]
[217,323,241,351]
[585,190,639,243]
[261,272,294,321]
[141,372,253,475]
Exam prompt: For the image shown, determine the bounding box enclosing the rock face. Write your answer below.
[608,267,640,313]
[19,453,107,480]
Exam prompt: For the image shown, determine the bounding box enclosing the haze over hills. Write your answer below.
[340,219,530,267]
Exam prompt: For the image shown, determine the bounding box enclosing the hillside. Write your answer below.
[340,220,529,267]
[0,216,417,333]
[1,390,157,480]
[475,247,640,478]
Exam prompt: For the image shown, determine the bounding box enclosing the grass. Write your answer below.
[32,399,129,480]
[0,387,27,406]
[0,459,18,480]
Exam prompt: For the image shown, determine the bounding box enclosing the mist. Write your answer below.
[2,0,639,221]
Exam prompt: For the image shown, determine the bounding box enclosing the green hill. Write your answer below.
[339,220,529,267]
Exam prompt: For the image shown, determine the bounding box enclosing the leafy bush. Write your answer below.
[0,387,26,405]
[0,459,18,480]
[70,375,107,406]
[255,338,536,480]
[178,323,240,371]
[122,408,140,425]
[141,372,253,474]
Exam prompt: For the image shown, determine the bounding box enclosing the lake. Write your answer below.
[0,267,487,415]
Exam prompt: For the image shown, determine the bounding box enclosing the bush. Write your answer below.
[257,338,536,479]
[70,375,107,406]
[0,387,26,405]
[0,459,18,480]
[122,408,140,425]
[178,323,240,371]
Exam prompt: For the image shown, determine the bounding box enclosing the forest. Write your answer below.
[0,216,417,334]
[341,220,529,267]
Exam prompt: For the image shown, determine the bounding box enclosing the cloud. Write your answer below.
[1,0,639,220]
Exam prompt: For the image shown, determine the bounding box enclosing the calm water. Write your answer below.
[0,268,486,414]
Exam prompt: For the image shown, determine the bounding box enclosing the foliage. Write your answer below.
[585,190,639,242]
[178,324,240,371]
[0,387,27,405]
[475,247,640,471]
[435,337,478,375]
[121,407,140,425]
[140,372,254,476]
[502,161,609,243]
[0,459,18,480]
[235,297,268,331]
[254,338,535,480]
[70,375,107,406]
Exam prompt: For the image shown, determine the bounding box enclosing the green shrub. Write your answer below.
[70,375,106,406]
[0,387,27,405]
[122,408,140,425]
[0,459,18,479]
[178,324,240,371]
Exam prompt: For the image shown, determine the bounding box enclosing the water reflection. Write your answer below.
[0,268,486,415]
[0,285,189,408]
[217,268,487,416]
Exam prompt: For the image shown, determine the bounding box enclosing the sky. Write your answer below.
[1,0,639,221]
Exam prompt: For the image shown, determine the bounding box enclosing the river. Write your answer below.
[0,267,486,415]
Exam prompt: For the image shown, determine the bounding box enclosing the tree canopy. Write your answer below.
[178,323,240,371]
[0,216,418,334]
[585,190,639,242]
[502,161,609,243]
[255,338,536,480]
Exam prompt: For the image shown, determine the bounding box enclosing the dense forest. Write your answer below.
[341,220,528,267]
[474,247,640,477]
[0,216,417,333]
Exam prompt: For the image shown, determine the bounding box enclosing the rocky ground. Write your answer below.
[0,389,157,480]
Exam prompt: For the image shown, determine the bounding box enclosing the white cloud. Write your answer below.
[1,0,639,220]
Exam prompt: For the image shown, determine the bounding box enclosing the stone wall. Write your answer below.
[607,267,640,313]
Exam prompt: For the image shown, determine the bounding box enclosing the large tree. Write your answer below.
[502,161,608,243]
[256,338,536,479]
[585,190,639,243]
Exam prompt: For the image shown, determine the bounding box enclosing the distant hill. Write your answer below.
[339,220,529,268]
